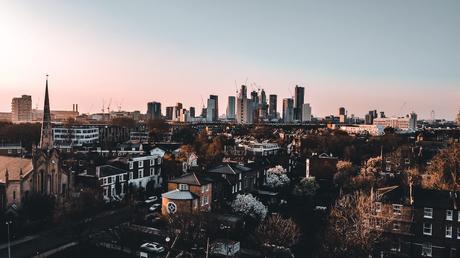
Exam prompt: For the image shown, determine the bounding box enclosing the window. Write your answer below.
[447,210,453,221]
[238,173,242,180]
[193,199,198,209]
[446,225,453,238]
[201,185,208,193]
[139,169,144,178]
[179,184,188,191]
[150,158,154,166]
[422,243,432,257]
[129,172,133,180]
[375,202,382,212]
[424,208,433,219]
[423,223,432,236]
[103,178,108,185]
[457,228,460,239]
[458,211,460,222]
[13,191,16,200]
[138,160,143,168]
[393,222,401,231]
[393,204,402,215]
[150,168,154,176]
[238,182,242,191]
[404,158,410,165]
[386,165,391,172]
[129,161,133,169]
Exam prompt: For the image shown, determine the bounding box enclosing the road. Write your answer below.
[0,207,133,258]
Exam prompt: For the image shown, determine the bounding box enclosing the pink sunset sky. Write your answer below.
[0,1,459,119]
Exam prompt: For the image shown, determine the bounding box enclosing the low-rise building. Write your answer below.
[161,173,212,216]
[96,165,128,202]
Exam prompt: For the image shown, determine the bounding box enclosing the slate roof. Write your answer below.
[0,156,33,182]
[162,189,198,200]
[97,165,127,178]
[169,172,212,186]
[207,164,252,175]
[413,188,460,209]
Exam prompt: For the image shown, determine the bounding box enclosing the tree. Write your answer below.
[111,117,136,128]
[21,193,55,221]
[422,143,460,190]
[292,177,319,197]
[265,166,291,188]
[231,194,267,221]
[322,191,387,257]
[255,214,300,248]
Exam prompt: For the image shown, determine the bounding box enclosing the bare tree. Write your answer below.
[255,214,300,249]
[322,191,387,258]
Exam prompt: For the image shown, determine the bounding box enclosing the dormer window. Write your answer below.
[178,184,189,191]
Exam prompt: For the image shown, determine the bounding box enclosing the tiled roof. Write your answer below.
[0,156,33,182]
[162,189,198,200]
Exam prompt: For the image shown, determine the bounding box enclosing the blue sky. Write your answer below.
[0,0,459,119]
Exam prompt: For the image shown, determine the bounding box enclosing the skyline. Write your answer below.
[1,1,459,119]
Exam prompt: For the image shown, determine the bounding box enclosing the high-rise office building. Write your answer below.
[339,107,347,124]
[189,107,195,118]
[283,98,294,123]
[365,110,378,124]
[209,95,218,121]
[269,94,277,119]
[166,106,174,120]
[147,101,162,120]
[236,85,253,124]
[294,85,305,121]
[258,89,268,121]
[302,103,312,122]
[226,96,236,120]
[207,98,216,122]
[11,95,32,123]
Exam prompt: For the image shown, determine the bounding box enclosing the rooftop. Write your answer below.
[0,156,33,182]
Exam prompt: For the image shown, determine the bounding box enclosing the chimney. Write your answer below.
[76,104,79,113]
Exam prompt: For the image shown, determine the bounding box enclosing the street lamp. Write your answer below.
[5,221,12,258]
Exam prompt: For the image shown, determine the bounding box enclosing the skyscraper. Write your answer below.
[269,94,277,119]
[302,103,312,122]
[294,85,305,121]
[11,95,32,123]
[206,97,216,122]
[339,107,347,124]
[209,95,218,121]
[166,106,174,120]
[236,85,252,124]
[283,98,294,123]
[147,101,162,120]
[226,96,236,120]
[189,107,195,118]
[40,75,53,150]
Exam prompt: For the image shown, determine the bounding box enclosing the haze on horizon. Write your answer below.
[0,0,459,120]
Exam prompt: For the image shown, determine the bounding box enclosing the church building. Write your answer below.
[0,76,69,209]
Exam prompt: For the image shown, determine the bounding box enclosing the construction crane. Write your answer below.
[107,98,112,113]
[398,102,407,116]
[101,99,105,113]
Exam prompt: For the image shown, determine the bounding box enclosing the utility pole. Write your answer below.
[6,221,12,258]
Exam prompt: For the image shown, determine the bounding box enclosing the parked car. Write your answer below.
[144,196,159,204]
[140,242,165,253]
[149,203,161,212]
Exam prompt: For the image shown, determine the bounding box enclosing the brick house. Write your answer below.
[161,173,212,216]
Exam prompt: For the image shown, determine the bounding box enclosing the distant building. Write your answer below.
[0,112,12,122]
[305,153,338,181]
[294,85,305,121]
[53,125,99,146]
[365,110,378,124]
[236,85,253,124]
[165,106,174,120]
[226,96,236,120]
[96,165,128,202]
[210,95,218,121]
[11,95,32,123]
[189,107,195,118]
[339,124,385,136]
[373,112,418,131]
[302,103,312,122]
[282,98,294,123]
[207,97,217,122]
[456,109,460,125]
[146,101,161,120]
[339,107,347,123]
[269,94,277,120]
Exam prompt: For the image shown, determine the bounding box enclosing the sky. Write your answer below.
[0,0,459,119]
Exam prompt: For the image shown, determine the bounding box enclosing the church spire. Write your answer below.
[40,74,53,149]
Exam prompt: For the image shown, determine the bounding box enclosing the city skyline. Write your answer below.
[1,1,459,119]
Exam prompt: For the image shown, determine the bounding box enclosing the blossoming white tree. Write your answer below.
[265,166,290,188]
[231,193,268,221]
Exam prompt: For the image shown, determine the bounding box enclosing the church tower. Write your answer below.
[40,75,53,149]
